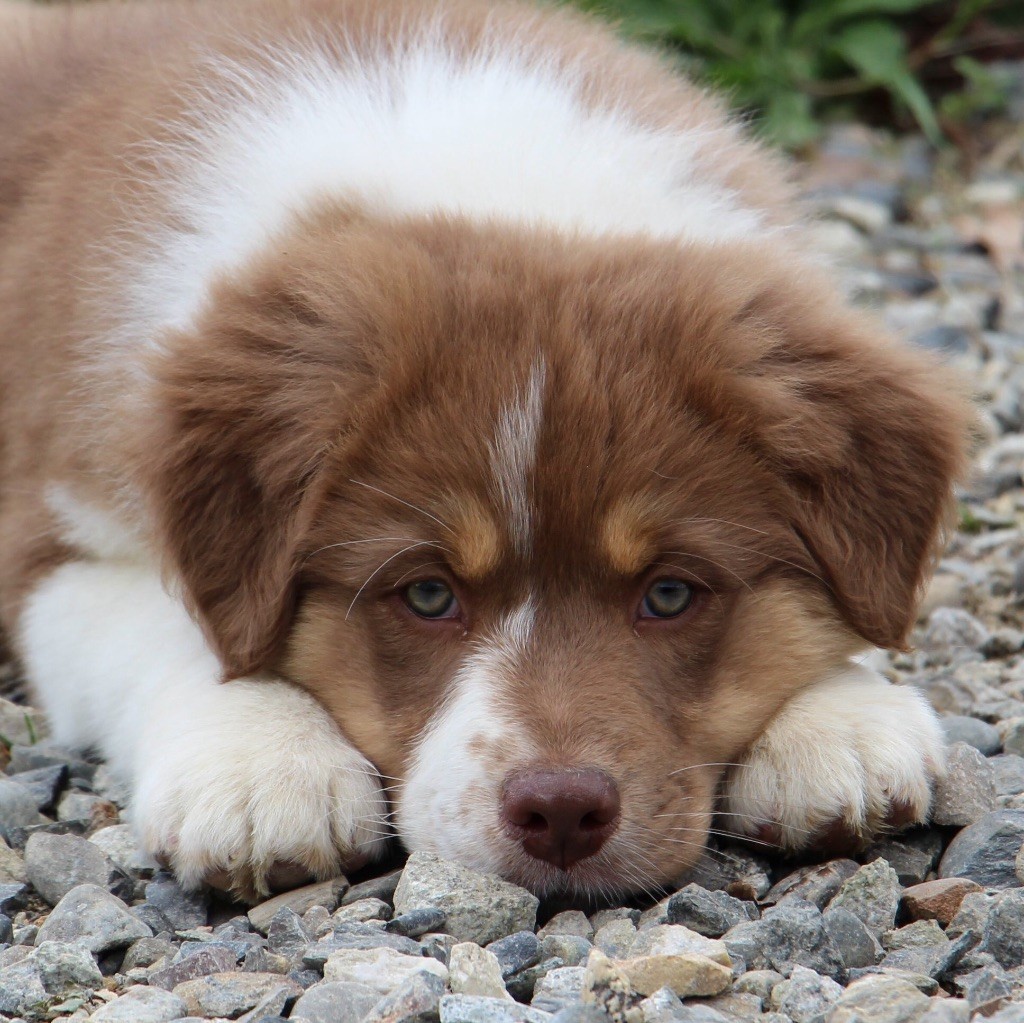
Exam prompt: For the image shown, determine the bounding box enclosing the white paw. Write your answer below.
[721,664,945,852]
[132,677,388,900]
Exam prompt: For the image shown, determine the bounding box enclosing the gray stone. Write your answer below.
[879,931,973,980]
[538,911,594,941]
[487,930,542,977]
[421,932,457,966]
[920,609,991,663]
[916,1000,970,1023]
[765,861,860,909]
[266,907,311,960]
[0,880,27,913]
[829,860,901,938]
[14,766,67,812]
[385,906,446,938]
[941,716,1003,755]
[301,923,422,967]
[734,970,784,1001]
[56,789,107,821]
[145,874,208,930]
[331,898,391,925]
[122,936,178,971]
[980,889,1024,970]
[340,869,402,906]
[505,955,566,1003]
[990,755,1024,798]
[290,981,380,1023]
[322,946,448,998]
[0,697,47,748]
[828,975,931,1023]
[685,847,772,900]
[724,900,846,982]
[248,878,348,934]
[362,970,446,1023]
[394,852,539,946]
[0,959,47,1015]
[770,965,843,1023]
[824,907,883,969]
[629,925,728,963]
[0,838,27,885]
[882,922,947,952]
[531,966,586,1012]
[550,1008,615,1023]
[150,945,238,990]
[0,779,46,842]
[541,934,592,967]
[955,964,1014,1010]
[440,994,554,1022]
[243,946,291,974]
[449,942,512,1000]
[667,884,758,936]
[24,831,131,906]
[947,890,1000,940]
[89,825,159,878]
[939,810,1024,887]
[91,986,189,1023]
[593,918,636,958]
[863,834,943,888]
[32,939,102,992]
[172,972,302,1020]
[931,743,998,826]
[35,883,152,953]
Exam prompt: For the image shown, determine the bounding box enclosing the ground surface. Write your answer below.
[1,118,1024,1023]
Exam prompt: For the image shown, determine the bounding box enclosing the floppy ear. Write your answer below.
[143,282,362,680]
[736,287,972,650]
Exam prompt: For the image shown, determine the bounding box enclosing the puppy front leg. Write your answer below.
[721,663,945,852]
[18,560,388,900]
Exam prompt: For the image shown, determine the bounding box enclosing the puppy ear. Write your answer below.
[736,283,972,650]
[143,284,360,679]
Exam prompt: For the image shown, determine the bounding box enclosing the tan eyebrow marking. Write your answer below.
[602,494,658,576]
[448,498,502,580]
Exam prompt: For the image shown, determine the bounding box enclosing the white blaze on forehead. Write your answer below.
[397,599,537,870]
[490,361,546,554]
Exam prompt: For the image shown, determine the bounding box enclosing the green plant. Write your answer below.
[568,0,1018,147]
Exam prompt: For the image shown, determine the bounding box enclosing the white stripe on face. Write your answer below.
[490,360,545,555]
[397,599,536,871]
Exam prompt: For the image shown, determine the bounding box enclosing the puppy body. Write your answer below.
[0,0,966,898]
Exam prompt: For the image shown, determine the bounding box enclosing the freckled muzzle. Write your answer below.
[499,766,620,871]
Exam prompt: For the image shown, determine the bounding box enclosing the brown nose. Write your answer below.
[500,768,620,870]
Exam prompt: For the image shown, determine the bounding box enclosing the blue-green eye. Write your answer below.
[640,579,694,619]
[403,579,458,619]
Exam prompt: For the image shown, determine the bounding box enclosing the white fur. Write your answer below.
[100,39,761,360]
[490,361,546,553]
[723,664,945,848]
[398,606,536,870]
[44,486,145,562]
[19,561,388,894]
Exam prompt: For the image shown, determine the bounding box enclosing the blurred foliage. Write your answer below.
[568,0,1024,148]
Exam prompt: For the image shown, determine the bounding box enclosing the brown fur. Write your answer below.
[0,0,971,892]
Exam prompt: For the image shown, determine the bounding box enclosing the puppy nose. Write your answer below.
[500,768,620,870]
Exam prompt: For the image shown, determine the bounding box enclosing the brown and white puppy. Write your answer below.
[0,0,969,900]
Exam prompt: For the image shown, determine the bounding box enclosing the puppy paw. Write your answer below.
[721,664,945,854]
[133,677,388,901]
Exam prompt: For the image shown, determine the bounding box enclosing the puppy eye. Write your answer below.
[403,579,458,619]
[640,578,694,619]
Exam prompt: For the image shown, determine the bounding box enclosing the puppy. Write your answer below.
[0,0,968,900]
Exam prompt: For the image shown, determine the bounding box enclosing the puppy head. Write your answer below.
[148,208,968,894]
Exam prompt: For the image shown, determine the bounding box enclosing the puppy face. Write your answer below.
[147,208,966,894]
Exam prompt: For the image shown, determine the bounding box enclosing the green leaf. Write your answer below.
[793,0,938,43]
[831,20,941,142]
[761,89,819,149]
